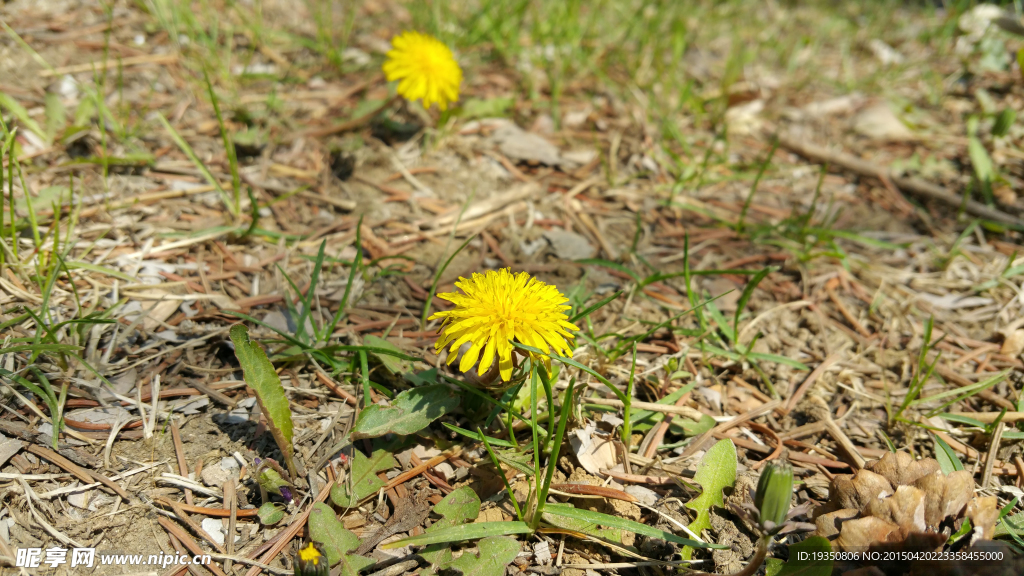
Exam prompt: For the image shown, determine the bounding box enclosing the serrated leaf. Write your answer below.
[496,450,537,477]
[257,502,285,525]
[230,324,296,476]
[444,536,521,576]
[683,439,737,557]
[330,449,396,507]
[363,335,412,375]
[350,385,459,440]
[307,503,374,575]
[431,486,481,530]
[765,536,833,576]
[420,486,483,573]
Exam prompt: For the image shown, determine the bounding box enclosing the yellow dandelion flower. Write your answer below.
[383,31,462,111]
[429,269,579,382]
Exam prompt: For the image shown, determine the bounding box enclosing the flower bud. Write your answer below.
[258,466,293,502]
[755,460,794,529]
[294,542,328,576]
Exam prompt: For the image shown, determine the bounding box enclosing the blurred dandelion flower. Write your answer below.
[294,542,328,576]
[430,269,578,382]
[383,31,462,111]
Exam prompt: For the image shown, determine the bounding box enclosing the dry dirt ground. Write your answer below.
[1,1,1024,576]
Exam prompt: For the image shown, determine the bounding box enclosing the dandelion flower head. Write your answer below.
[429,269,579,382]
[383,31,462,111]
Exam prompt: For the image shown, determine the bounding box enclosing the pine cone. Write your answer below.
[812,452,1004,575]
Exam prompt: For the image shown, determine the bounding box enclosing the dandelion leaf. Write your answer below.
[419,486,483,573]
[330,449,396,508]
[307,503,374,576]
[350,385,459,440]
[439,536,521,576]
[683,439,737,558]
[416,488,519,576]
[230,324,295,474]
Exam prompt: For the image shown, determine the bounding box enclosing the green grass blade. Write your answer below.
[513,342,628,405]
[577,259,641,283]
[733,267,774,336]
[570,290,623,324]
[421,234,475,330]
[295,240,327,343]
[155,112,234,215]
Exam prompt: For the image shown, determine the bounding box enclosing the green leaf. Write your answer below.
[330,449,396,508]
[307,503,374,575]
[443,424,517,448]
[44,92,65,144]
[431,486,481,531]
[937,413,986,428]
[437,536,520,576]
[496,450,537,477]
[458,96,515,119]
[932,434,964,473]
[734,267,774,335]
[156,112,235,215]
[350,385,459,440]
[994,512,1024,539]
[746,352,810,370]
[419,487,485,573]
[541,508,626,544]
[363,335,412,375]
[765,536,833,576]
[230,324,296,476]
[683,439,737,557]
[571,290,623,324]
[257,502,285,525]
[993,108,1017,137]
[626,384,714,436]
[383,522,533,548]
[63,260,138,282]
[968,136,995,184]
[0,92,46,141]
[543,503,725,548]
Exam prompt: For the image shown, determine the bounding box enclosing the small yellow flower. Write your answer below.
[294,542,327,576]
[383,31,462,111]
[430,269,579,382]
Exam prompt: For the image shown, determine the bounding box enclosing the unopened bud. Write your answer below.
[754,460,793,529]
[258,467,293,502]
